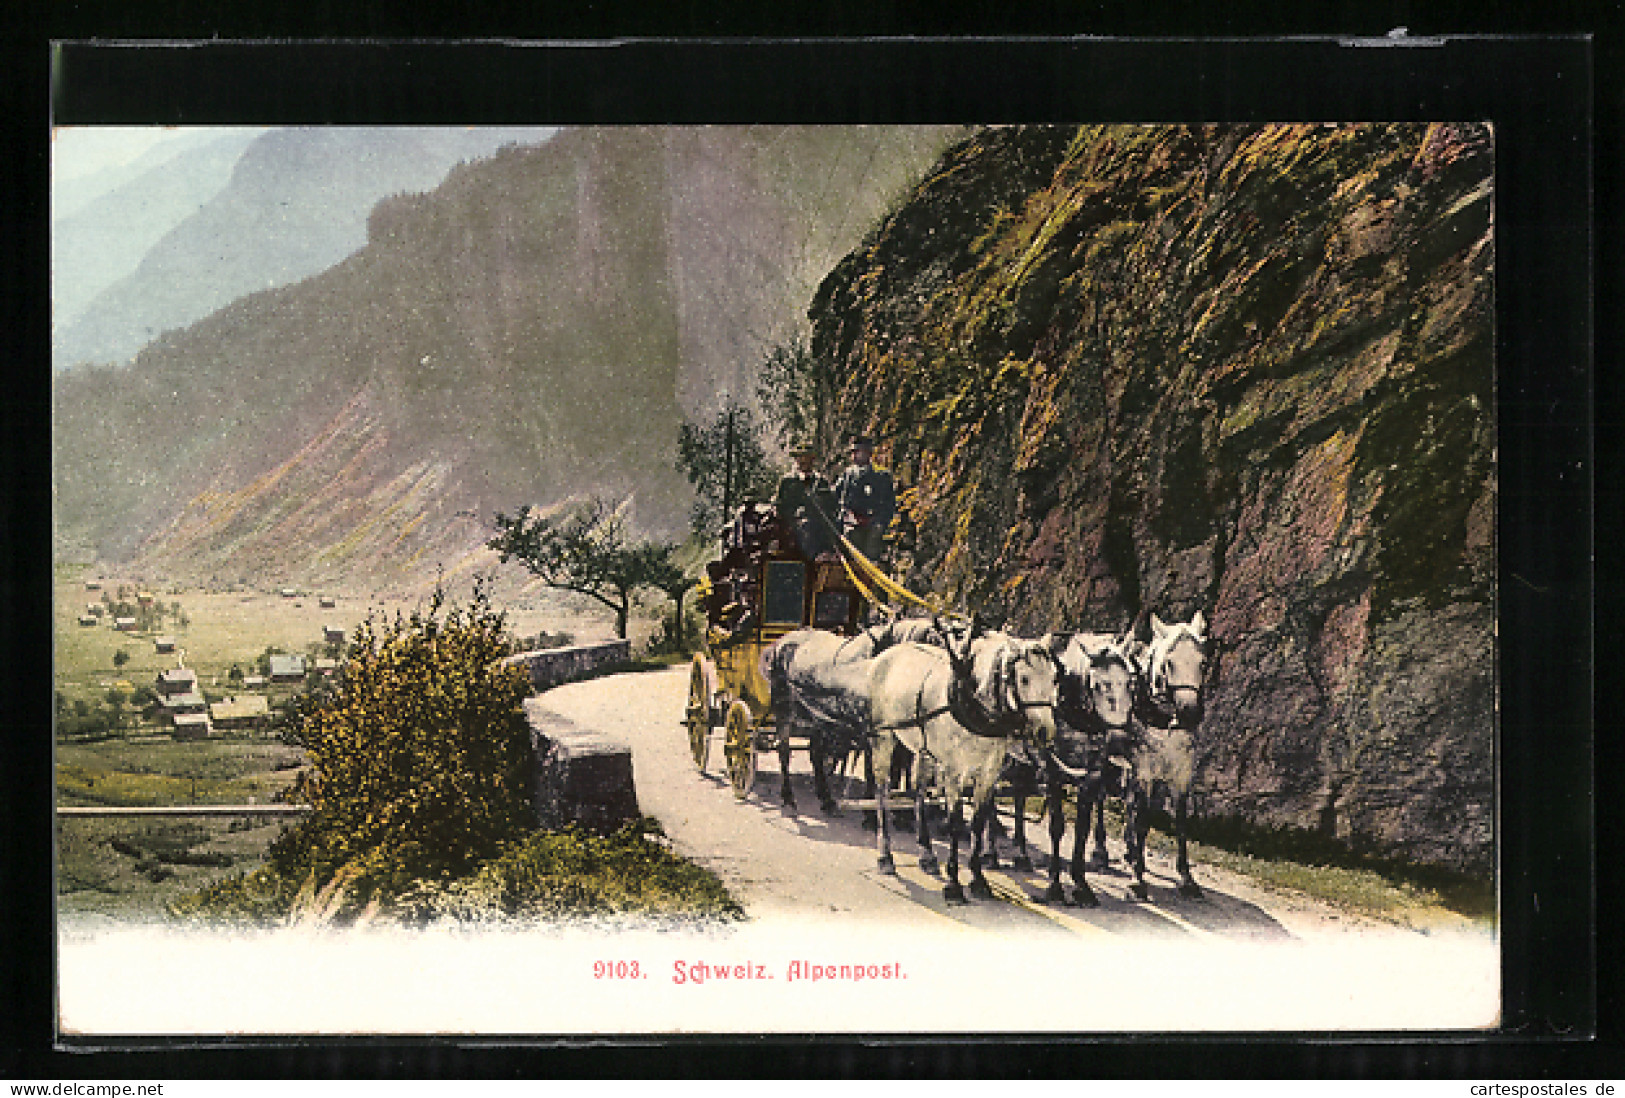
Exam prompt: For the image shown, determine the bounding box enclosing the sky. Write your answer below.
[50,126,270,214]
[51,126,185,181]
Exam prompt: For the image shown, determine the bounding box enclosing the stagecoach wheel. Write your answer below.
[686,657,712,772]
[723,700,758,800]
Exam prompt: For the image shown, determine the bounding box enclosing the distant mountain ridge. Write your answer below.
[52,128,252,222]
[52,129,261,333]
[52,126,959,587]
[53,126,559,371]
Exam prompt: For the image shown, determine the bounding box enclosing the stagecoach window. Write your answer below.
[763,561,807,625]
[813,591,850,627]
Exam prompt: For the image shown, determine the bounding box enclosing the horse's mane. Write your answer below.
[968,632,1060,719]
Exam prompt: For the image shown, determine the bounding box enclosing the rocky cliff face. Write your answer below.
[810,124,1494,871]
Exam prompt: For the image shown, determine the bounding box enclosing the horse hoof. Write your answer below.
[877,855,897,876]
[969,879,995,901]
[1069,888,1100,909]
[1128,883,1150,902]
[1043,882,1065,904]
[1088,849,1112,869]
[1179,882,1204,900]
[820,801,842,817]
[943,883,967,904]
[1013,855,1034,873]
[918,854,940,876]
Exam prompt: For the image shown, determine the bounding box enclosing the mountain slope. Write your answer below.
[809,124,1494,871]
[53,126,959,584]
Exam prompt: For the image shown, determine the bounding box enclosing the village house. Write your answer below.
[319,596,337,609]
[242,674,267,689]
[172,712,212,740]
[155,668,199,697]
[77,614,98,627]
[209,695,271,731]
[323,626,346,645]
[162,691,207,716]
[154,636,177,654]
[113,617,137,631]
[314,657,339,678]
[85,580,101,591]
[269,654,307,683]
[87,603,104,617]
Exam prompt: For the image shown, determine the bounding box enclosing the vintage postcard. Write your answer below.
[51,103,1506,1035]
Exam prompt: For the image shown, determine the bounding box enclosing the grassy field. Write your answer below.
[53,562,631,711]
[57,736,306,808]
[58,813,302,920]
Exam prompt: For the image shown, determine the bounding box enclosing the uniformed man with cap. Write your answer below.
[834,434,895,565]
[774,439,838,559]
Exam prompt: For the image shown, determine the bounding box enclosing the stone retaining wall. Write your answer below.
[523,698,640,833]
[503,640,631,692]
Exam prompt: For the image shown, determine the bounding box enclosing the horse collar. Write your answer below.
[947,655,1024,739]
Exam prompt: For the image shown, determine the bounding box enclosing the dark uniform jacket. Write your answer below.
[834,462,896,560]
[775,471,838,558]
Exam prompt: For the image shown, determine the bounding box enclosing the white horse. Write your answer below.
[1118,610,1211,900]
[1036,633,1138,907]
[867,626,1061,903]
[764,617,945,812]
[972,631,1136,904]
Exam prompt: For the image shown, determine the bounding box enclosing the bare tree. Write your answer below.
[490,497,687,641]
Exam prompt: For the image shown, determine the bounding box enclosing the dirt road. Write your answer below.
[534,666,1444,942]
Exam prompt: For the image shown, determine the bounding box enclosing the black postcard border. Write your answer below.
[7,33,1605,1078]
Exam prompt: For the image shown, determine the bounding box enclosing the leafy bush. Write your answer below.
[56,699,116,741]
[168,863,305,923]
[265,586,535,910]
[513,630,574,652]
[174,818,744,927]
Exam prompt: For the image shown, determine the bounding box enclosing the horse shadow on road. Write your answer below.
[733,770,1294,942]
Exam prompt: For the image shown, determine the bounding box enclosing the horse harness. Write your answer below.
[875,642,1055,752]
[1047,653,1135,784]
[1136,628,1207,729]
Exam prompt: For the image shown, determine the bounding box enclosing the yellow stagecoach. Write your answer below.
[684,501,875,798]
